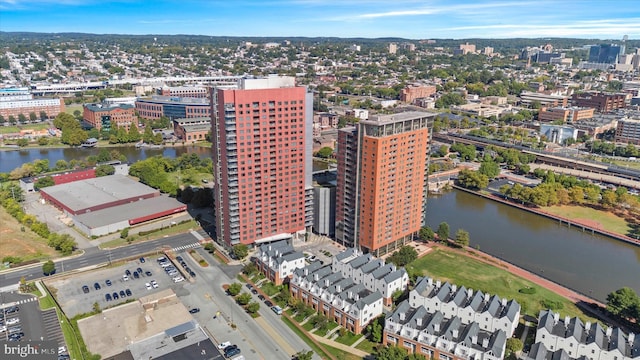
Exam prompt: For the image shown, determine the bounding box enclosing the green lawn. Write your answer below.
[335,332,363,346]
[303,322,315,331]
[406,248,596,321]
[281,316,333,360]
[260,281,282,296]
[323,344,362,360]
[541,205,631,236]
[315,321,338,337]
[605,159,640,171]
[99,220,197,248]
[355,339,376,353]
[0,122,50,134]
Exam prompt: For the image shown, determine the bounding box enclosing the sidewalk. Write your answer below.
[309,333,369,358]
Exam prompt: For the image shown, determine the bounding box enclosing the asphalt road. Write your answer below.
[0,231,202,289]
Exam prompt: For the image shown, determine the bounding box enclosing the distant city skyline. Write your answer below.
[1,0,639,39]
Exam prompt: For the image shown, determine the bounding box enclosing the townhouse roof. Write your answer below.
[85,103,134,112]
[354,291,383,310]
[334,248,358,262]
[383,268,407,284]
[347,254,373,270]
[359,259,383,274]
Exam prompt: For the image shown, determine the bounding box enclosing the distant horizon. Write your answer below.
[1,0,639,40]
[1,31,638,42]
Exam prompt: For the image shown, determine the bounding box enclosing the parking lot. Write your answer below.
[46,256,192,317]
[1,291,65,350]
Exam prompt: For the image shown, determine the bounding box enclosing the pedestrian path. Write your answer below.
[1,296,37,309]
[172,243,201,252]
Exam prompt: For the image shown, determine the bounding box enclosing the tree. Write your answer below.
[478,159,500,179]
[34,176,55,190]
[232,244,249,260]
[242,262,258,276]
[120,227,129,239]
[247,301,260,314]
[8,115,16,124]
[42,260,56,276]
[387,246,418,266]
[368,315,384,343]
[227,282,242,296]
[236,292,252,305]
[419,226,434,241]
[437,222,450,241]
[375,345,408,360]
[457,169,489,190]
[18,113,27,123]
[315,146,334,158]
[38,137,49,146]
[40,111,48,120]
[607,287,640,320]
[455,229,470,248]
[293,351,314,360]
[29,112,37,121]
[16,138,29,147]
[506,338,523,356]
[95,164,115,177]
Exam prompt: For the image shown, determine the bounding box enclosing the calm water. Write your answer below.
[0,146,213,173]
[426,190,640,302]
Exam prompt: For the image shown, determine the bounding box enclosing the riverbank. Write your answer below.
[452,184,640,247]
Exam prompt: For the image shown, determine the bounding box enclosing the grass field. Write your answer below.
[64,103,83,116]
[0,122,50,135]
[604,159,640,171]
[0,206,58,264]
[406,248,596,321]
[98,219,197,248]
[541,205,631,235]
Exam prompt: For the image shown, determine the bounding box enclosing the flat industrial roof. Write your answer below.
[42,175,158,212]
[74,195,185,228]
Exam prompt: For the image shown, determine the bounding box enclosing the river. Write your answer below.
[2,147,638,301]
[0,146,212,173]
[426,190,640,302]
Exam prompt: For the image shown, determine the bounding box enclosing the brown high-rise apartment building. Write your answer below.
[336,112,434,256]
[210,76,313,248]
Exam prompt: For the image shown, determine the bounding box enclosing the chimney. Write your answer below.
[451,284,457,293]
[482,337,490,348]
[564,316,571,327]
[629,333,635,345]
[606,327,613,337]
[553,312,560,324]
[304,268,309,276]
[416,317,422,327]
[436,280,441,288]
[585,321,592,332]
[348,290,353,298]
[336,284,341,293]
[472,335,478,344]
[354,293,359,301]
[452,329,459,338]
[325,279,329,287]
[434,323,440,332]
[484,293,489,302]
[428,278,433,285]
[399,312,405,321]
[467,289,473,298]
[501,298,507,306]
[314,273,319,281]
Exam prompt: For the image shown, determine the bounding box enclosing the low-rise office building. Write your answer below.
[172,117,211,142]
[136,96,210,120]
[0,95,64,119]
[538,107,595,123]
[520,91,569,107]
[572,93,627,113]
[615,118,640,145]
[83,103,137,131]
[384,300,506,360]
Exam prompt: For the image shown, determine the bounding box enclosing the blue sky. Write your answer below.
[1,0,639,39]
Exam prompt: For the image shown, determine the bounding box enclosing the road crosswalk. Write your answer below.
[172,243,202,252]
[1,296,37,309]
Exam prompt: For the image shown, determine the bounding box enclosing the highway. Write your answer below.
[0,231,202,289]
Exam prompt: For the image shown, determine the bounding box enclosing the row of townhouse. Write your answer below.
[526,310,640,360]
[253,239,306,285]
[410,277,520,337]
[384,300,506,360]
[332,248,409,306]
[290,261,383,334]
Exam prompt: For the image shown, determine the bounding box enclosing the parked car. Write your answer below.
[176,256,183,262]
[112,292,119,300]
[6,318,20,326]
[173,276,184,283]
[271,306,283,315]
[258,295,265,301]
[105,293,112,301]
[136,267,143,274]
[189,308,200,314]
[217,341,232,349]
[151,280,158,288]
[145,283,152,290]
[189,270,196,277]
[133,272,140,279]
[125,269,131,276]
[139,257,146,263]
[145,271,152,276]
[119,290,126,298]
[122,275,130,281]
[5,306,18,314]
[264,300,273,307]
[105,279,112,286]
[125,289,132,296]
[82,285,90,294]
[225,347,241,358]
[94,282,101,290]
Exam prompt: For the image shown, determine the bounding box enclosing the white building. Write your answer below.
[410,277,520,337]
[532,310,640,360]
[254,240,306,285]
